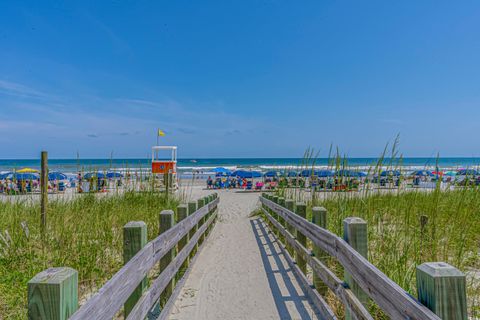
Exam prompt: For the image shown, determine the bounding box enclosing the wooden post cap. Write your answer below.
[28,267,78,320]
[343,217,367,258]
[312,207,327,227]
[188,201,197,215]
[177,205,188,221]
[416,262,467,320]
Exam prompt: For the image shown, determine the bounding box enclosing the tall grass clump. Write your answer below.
[0,191,178,319]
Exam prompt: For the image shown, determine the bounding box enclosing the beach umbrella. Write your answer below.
[335,170,362,177]
[48,172,68,181]
[17,168,39,173]
[286,171,298,177]
[83,172,106,179]
[232,170,262,179]
[300,170,314,177]
[106,172,124,179]
[445,171,457,177]
[411,170,434,177]
[213,167,231,173]
[457,169,478,176]
[215,172,230,177]
[13,172,39,180]
[264,171,279,177]
[316,170,335,177]
[380,170,402,177]
[300,170,334,177]
[0,172,13,179]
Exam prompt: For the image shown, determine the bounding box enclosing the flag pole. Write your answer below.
[157,128,159,146]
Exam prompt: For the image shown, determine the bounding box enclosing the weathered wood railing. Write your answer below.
[260,194,468,320]
[27,193,219,320]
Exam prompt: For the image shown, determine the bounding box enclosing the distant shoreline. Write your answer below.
[1,157,480,173]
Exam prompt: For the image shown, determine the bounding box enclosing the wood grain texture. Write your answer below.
[312,207,328,295]
[177,205,189,277]
[70,197,219,320]
[157,207,218,320]
[416,262,467,320]
[126,210,218,320]
[258,217,337,320]
[188,201,198,259]
[284,199,296,257]
[262,207,372,320]
[295,202,307,275]
[343,217,368,320]
[28,267,78,320]
[159,210,175,305]
[260,196,440,320]
[123,221,148,317]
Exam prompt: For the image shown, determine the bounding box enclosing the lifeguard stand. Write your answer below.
[152,146,178,190]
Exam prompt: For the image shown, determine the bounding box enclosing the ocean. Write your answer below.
[0,157,479,174]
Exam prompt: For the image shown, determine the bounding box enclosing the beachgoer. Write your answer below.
[207,176,213,189]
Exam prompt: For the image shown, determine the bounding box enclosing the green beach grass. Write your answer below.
[0,191,178,319]
[273,185,480,318]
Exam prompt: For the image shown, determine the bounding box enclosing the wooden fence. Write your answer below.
[27,193,219,320]
[260,194,468,320]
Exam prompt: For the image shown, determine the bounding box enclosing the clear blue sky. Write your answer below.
[1,1,480,159]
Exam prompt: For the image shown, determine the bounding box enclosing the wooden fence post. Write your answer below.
[28,267,78,320]
[197,198,206,243]
[188,201,198,258]
[295,202,307,274]
[285,199,295,257]
[123,221,147,317]
[344,217,368,319]
[312,207,328,295]
[159,210,175,306]
[177,204,189,277]
[416,262,467,320]
[40,151,48,234]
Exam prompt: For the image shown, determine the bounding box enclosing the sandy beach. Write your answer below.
[167,186,321,320]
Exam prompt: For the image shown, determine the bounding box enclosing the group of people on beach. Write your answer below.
[206,176,278,190]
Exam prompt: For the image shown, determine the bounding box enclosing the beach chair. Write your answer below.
[58,182,66,192]
[255,182,263,190]
[246,181,253,190]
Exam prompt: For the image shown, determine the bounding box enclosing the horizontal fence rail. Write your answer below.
[260,194,468,320]
[28,193,219,320]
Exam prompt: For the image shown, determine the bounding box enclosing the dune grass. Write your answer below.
[317,188,480,318]
[274,185,480,318]
[0,191,178,319]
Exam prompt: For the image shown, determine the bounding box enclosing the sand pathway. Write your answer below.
[168,189,321,320]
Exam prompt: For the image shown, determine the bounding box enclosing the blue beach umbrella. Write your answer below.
[300,169,335,177]
[410,170,434,177]
[83,172,106,179]
[300,170,315,177]
[286,171,298,177]
[0,172,13,179]
[317,170,335,177]
[264,171,279,177]
[457,169,479,176]
[213,167,231,174]
[13,173,39,180]
[232,170,262,179]
[106,172,124,179]
[48,172,68,181]
[380,170,402,177]
[335,170,362,177]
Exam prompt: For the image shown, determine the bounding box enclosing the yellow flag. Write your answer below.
[158,129,165,137]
